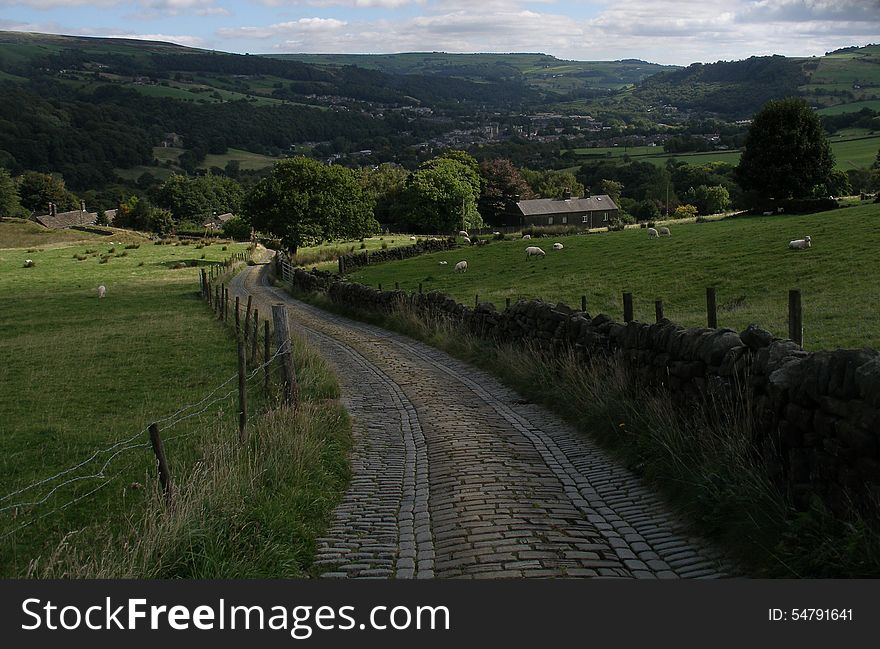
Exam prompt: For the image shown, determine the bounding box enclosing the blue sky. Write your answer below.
[1,1,878,65]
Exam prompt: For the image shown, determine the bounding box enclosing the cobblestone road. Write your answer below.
[229,264,731,579]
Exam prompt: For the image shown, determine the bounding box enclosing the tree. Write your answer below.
[396,157,483,233]
[222,216,251,241]
[16,171,79,213]
[242,157,377,254]
[478,159,534,226]
[673,204,698,219]
[600,179,624,204]
[521,169,584,199]
[155,174,244,223]
[683,185,731,215]
[735,98,834,200]
[0,168,24,217]
[359,163,409,226]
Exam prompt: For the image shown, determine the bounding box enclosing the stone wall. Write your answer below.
[290,268,880,513]
[338,237,457,273]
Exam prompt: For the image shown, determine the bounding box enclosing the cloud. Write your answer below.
[0,0,228,14]
[258,0,423,7]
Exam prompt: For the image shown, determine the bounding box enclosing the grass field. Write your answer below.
[0,218,113,249]
[199,148,282,171]
[817,99,880,115]
[347,203,880,351]
[569,134,880,171]
[296,234,430,270]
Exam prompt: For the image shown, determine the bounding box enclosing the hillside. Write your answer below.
[272,52,675,98]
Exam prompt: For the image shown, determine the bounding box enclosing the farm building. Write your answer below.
[33,201,98,229]
[516,191,619,229]
[202,212,235,230]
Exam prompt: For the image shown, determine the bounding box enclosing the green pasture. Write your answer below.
[0,225,251,575]
[347,203,880,351]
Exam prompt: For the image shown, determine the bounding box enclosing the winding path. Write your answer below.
[229,263,731,579]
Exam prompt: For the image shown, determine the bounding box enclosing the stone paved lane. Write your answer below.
[229,265,731,579]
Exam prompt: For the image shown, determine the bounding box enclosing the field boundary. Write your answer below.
[286,266,880,519]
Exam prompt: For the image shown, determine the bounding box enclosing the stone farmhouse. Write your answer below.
[516,191,619,229]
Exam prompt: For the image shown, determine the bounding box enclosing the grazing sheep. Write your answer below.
[763,211,774,216]
[458,230,469,238]
[454,260,468,272]
[525,246,546,258]
[553,242,564,250]
[789,235,812,250]
[439,260,448,265]
[647,227,659,238]
[659,226,671,237]
[97,285,106,298]
[522,234,531,239]
[462,237,471,244]
[23,259,34,268]
[493,231,501,236]
[409,236,416,241]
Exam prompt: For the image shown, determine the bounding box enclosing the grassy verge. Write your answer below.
[33,334,351,578]
[287,283,880,577]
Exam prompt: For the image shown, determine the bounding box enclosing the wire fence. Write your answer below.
[1,252,292,542]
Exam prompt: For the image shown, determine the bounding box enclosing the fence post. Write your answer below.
[272,304,299,410]
[706,287,718,329]
[475,294,479,308]
[244,295,253,343]
[235,295,240,334]
[581,295,587,313]
[623,292,633,323]
[395,281,400,290]
[789,289,803,347]
[419,283,423,294]
[339,256,345,275]
[251,308,259,364]
[378,283,382,291]
[237,337,248,444]
[264,320,271,394]
[506,297,511,310]
[655,299,664,323]
[148,423,173,507]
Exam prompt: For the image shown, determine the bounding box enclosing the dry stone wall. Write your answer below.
[290,268,880,514]
[338,237,457,273]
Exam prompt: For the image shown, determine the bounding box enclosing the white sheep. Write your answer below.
[659,226,671,237]
[462,237,471,244]
[522,234,531,239]
[97,285,106,298]
[647,227,659,238]
[454,260,468,272]
[409,236,416,241]
[493,231,501,236]
[789,235,811,250]
[439,260,448,265]
[553,242,564,250]
[525,246,546,258]
[23,259,34,268]
[458,230,469,238]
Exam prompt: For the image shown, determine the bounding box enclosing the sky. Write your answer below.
[0,0,878,66]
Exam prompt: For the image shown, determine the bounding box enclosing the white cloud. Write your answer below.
[0,0,228,14]
[259,0,423,7]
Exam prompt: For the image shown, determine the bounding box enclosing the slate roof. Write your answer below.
[516,195,618,216]
[33,210,98,229]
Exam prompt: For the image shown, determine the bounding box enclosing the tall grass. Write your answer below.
[290,285,880,577]
[30,335,350,579]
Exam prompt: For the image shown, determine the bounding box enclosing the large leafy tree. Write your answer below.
[478,159,534,226]
[16,171,79,213]
[0,168,24,217]
[521,169,585,199]
[735,98,834,200]
[243,157,377,253]
[154,174,243,223]
[359,163,409,226]
[396,156,483,233]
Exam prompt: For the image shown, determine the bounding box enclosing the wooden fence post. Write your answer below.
[264,320,271,394]
[251,308,259,364]
[506,297,511,309]
[475,294,479,308]
[272,304,299,410]
[235,295,240,334]
[237,337,248,444]
[148,423,173,507]
[789,289,803,347]
[395,281,400,290]
[378,283,382,291]
[655,299,664,323]
[706,287,718,329]
[623,292,633,323]
[419,283,423,294]
[244,295,253,343]
[581,295,587,313]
